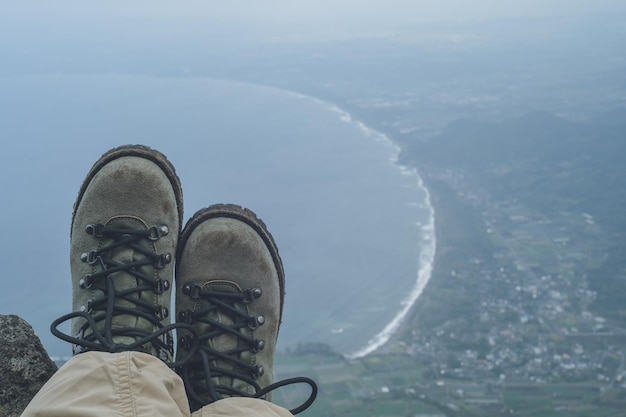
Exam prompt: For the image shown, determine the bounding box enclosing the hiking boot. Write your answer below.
[175,204,316,413]
[51,144,184,363]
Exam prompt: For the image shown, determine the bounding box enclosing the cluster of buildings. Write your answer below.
[406,167,626,390]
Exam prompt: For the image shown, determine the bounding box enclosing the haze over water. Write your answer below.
[0,74,435,358]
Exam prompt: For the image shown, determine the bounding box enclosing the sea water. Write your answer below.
[0,74,435,358]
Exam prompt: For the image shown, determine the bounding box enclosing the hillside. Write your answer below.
[403,110,626,325]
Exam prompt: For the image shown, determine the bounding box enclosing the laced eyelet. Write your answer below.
[179,310,194,323]
[155,306,169,320]
[156,253,172,269]
[247,315,264,330]
[252,365,265,379]
[148,225,170,241]
[79,299,94,313]
[85,223,105,237]
[80,250,100,264]
[154,279,170,294]
[79,274,93,289]
[251,339,265,353]
[183,284,202,299]
[242,288,262,303]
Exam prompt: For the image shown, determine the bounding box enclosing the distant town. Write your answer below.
[248,15,626,417]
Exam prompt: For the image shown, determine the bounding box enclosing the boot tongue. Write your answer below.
[202,280,256,396]
[103,216,156,346]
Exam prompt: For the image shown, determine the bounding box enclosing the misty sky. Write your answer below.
[3,0,626,24]
[3,1,625,49]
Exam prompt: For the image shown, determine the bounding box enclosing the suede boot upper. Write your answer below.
[54,145,183,362]
[175,204,284,411]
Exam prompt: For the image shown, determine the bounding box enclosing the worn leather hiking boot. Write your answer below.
[51,145,185,364]
[175,204,317,414]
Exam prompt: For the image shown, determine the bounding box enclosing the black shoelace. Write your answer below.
[177,284,318,414]
[51,222,197,368]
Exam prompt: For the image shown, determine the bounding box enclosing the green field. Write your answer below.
[274,350,626,417]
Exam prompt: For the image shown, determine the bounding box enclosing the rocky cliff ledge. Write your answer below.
[0,315,57,417]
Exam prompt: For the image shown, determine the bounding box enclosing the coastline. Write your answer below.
[311,99,438,359]
[262,82,445,357]
[347,172,437,359]
[281,85,439,357]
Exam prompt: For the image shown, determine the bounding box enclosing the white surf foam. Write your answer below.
[278,88,438,358]
[319,102,438,359]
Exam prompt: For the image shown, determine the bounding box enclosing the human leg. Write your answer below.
[190,397,294,417]
[22,350,296,417]
[24,145,193,416]
[22,351,190,417]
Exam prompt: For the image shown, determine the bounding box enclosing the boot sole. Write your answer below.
[71,144,184,235]
[177,203,286,318]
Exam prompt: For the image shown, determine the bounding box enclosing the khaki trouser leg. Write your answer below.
[191,398,294,417]
[21,351,294,417]
[21,351,191,417]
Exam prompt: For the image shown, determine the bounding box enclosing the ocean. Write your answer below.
[0,74,435,358]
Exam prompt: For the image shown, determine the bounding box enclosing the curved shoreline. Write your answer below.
[282,92,438,358]
[348,174,436,359]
